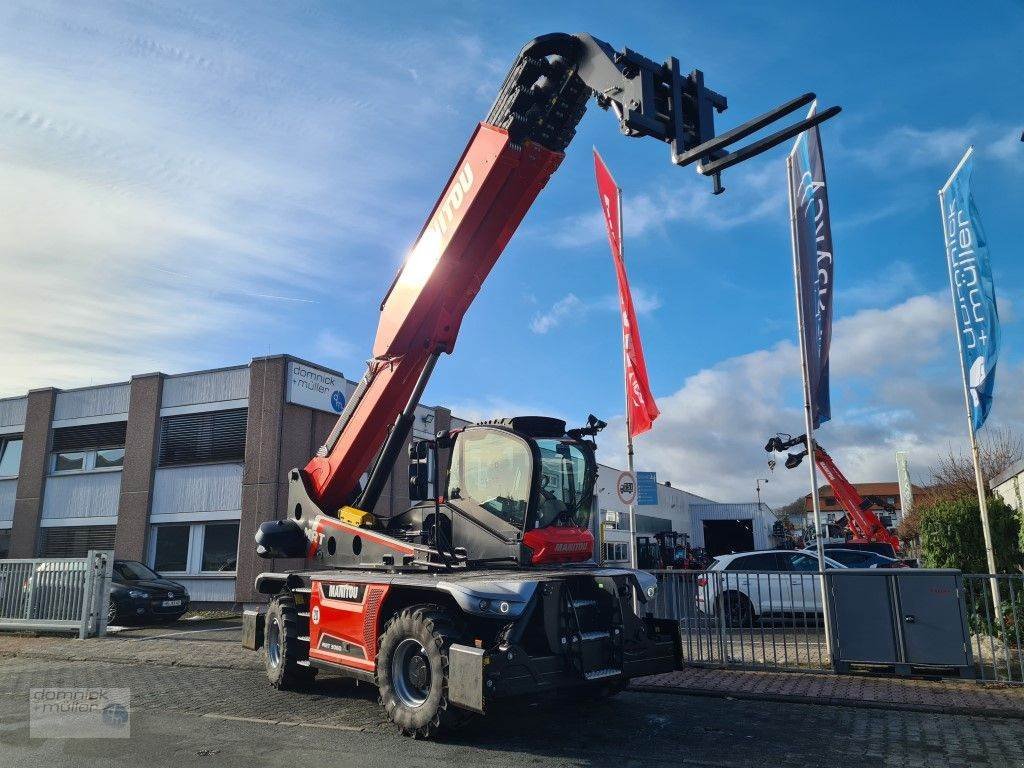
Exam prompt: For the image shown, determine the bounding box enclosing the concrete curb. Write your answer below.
[628,683,1024,720]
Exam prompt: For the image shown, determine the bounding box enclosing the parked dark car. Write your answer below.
[108,560,190,625]
[821,541,898,559]
[805,547,910,569]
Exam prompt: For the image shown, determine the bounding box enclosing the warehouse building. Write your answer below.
[689,502,777,555]
[592,466,709,564]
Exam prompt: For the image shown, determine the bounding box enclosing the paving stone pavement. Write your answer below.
[635,667,1024,718]
[2,655,1024,767]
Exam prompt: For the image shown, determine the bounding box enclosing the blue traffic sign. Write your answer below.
[636,471,658,505]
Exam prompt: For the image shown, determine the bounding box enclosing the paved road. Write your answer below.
[2,654,1023,768]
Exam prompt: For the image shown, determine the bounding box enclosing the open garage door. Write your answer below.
[703,519,754,556]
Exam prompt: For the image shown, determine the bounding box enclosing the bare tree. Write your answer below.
[774,497,806,520]
[929,427,1024,500]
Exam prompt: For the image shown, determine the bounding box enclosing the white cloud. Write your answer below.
[529,287,662,334]
[846,122,1022,173]
[596,293,1004,506]
[529,294,586,334]
[444,396,568,426]
[550,158,787,249]
[314,331,361,371]
[838,261,920,308]
[0,3,497,395]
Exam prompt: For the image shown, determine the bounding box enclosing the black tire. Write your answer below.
[720,592,755,628]
[376,604,470,739]
[264,592,317,690]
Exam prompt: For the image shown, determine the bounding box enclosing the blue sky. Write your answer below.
[1,1,1021,504]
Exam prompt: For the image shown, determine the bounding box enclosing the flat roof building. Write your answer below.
[0,355,466,605]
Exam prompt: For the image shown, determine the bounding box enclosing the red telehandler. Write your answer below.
[242,32,839,737]
[765,433,902,555]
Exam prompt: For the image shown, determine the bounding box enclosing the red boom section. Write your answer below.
[813,446,900,551]
[303,124,564,512]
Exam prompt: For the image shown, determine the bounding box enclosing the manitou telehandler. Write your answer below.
[765,433,902,555]
[242,32,838,737]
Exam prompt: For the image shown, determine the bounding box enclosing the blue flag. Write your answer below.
[788,120,833,429]
[940,148,999,432]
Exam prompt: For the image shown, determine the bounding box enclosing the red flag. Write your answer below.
[593,149,660,437]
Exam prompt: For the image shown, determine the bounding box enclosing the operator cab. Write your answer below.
[397,415,606,567]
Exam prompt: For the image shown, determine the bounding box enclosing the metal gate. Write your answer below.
[649,569,830,671]
[0,550,113,638]
[649,569,1024,684]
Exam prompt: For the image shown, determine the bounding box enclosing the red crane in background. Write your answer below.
[766,433,901,553]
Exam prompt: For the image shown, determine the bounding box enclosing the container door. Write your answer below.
[896,571,971,667]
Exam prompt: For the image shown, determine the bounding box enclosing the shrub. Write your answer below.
[918,494,1021,574]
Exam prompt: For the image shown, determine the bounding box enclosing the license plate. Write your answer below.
[161,599,183,607]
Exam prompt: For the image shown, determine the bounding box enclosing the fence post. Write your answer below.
[715,570,728,666]
[95,551,113,637]
[79,552,97,639]
[24,565,36,621]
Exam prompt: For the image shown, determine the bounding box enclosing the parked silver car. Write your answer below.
[695,550,844,626]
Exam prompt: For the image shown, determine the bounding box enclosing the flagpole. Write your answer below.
[939,146,1001,616]
[617,181,639,573]
[787,152,835,662]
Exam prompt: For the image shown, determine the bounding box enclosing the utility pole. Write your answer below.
[755,477,769,511]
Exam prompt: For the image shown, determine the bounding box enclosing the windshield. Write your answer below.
[533,439,592,529]
[115,561,160,581]
[448,429,531,530]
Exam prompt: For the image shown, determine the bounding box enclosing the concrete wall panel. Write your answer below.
[53,384,130,422]
[162,367,250,408]
[0,397,27,430]
[151,464,242,518]
[41,472,122,520]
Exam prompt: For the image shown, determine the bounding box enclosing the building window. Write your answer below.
[37,525,116,558]
[50,421,126,474]
[603,542,628,562]
[150,521,239,575]
[153,524,190,572]
[158,409,247,467]
[0,436,22,477]
[201,522,239,572]
[0,529,10,558]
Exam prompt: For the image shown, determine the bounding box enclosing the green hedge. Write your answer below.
[918,495,1021,573]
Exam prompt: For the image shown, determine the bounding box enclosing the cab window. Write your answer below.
[448,429,532,530]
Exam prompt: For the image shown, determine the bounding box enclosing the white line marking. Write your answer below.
[130,626,238,642]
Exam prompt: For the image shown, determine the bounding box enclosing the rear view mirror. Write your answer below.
[408,440,432,502]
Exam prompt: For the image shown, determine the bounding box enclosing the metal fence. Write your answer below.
[651,569,1024,684]
[0,550,113,638]
[649,569,830,672]
[963,573,1024,684]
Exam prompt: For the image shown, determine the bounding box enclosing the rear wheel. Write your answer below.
[720,592,755,628]
[264,592,317,690]
[376,604,470,738]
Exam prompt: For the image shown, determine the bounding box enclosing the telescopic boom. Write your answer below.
[301,33,840,518]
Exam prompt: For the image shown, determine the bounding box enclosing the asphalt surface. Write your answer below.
[2,646,1024,768]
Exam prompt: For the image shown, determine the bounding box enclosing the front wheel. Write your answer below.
[264,592,317,690]
[376,604,470,738]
